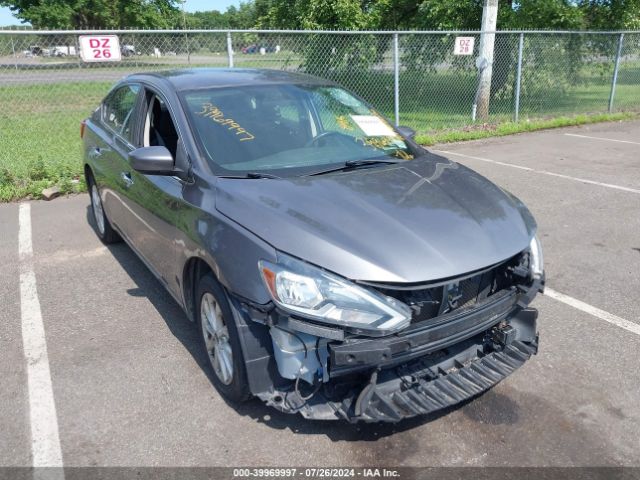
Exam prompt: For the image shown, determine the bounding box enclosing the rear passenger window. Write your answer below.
[102,84,140,141]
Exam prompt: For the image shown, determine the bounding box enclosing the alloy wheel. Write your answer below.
[91,184,105,235]
[200,292,234,385]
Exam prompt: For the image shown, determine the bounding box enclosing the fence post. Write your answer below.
[513,33,524,122]
[184,30,191,65]
[131,31,139,68]
[75,36,82,70]
[226,31,234,68]
[608,33,624,113]
[393,33,400,127]
[10,35,18,71]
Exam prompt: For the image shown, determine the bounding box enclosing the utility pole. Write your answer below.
[475,0,498,121]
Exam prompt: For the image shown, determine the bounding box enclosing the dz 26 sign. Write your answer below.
[454,36,475,55]
[79,35,121,62]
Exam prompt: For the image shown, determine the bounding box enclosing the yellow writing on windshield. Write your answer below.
[360,136,393,149]
[357,136,415,160]
[196,103,255,142]
[335,115,353,131]
[393,149,414,160]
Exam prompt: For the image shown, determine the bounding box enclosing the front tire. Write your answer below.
[88,174,121,244]
[197,274,250,402]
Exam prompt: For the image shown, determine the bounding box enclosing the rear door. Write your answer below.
[92,83,142,235]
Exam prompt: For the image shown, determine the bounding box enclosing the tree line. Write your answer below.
[1,0,638,30]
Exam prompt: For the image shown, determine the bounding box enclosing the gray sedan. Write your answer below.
[82,68,544,422]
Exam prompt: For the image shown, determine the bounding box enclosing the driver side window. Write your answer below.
[143,93,179,159]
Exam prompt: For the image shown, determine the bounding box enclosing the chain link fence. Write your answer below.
[0,29,639,200]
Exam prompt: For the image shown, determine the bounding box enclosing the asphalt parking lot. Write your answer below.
[1,120,639,469]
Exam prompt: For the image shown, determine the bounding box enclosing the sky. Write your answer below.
[0,0,242,27]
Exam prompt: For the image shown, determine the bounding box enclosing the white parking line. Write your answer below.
[436,150,640,195]
[564,133,640,145]
[545,288,640,337]
[18,203,65,476]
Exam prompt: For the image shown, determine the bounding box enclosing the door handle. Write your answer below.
[88,147,102,159]
[121,171,134,188]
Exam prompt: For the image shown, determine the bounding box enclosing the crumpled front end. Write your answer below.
[228,249,543,423]
[330,321,538,422]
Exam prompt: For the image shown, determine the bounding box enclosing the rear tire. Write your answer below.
[87,173,121,244]
[197,273,251,403]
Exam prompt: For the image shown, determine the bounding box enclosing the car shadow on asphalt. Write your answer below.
[86,206,456,441]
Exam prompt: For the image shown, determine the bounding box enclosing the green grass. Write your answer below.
[333,65,640,132]
[0,81,111,201]
[0,67,639,202]
[415,112,638,145]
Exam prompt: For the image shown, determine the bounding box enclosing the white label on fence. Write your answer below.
[351,115,396,137]
[79,35,121,62]
[453,36,475,55]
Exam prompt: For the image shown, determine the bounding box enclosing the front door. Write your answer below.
[119,90,185,298]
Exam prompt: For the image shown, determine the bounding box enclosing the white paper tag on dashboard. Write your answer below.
[350,115,396,137]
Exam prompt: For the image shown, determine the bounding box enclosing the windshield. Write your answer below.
[181,84,416,176]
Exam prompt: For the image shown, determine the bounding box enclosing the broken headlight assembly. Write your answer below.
[529,234,544,279]
[259,253,411,336]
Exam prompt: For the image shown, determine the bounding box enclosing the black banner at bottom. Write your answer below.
[1,467,640,480]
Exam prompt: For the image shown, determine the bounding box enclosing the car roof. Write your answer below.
[125,68,335,91]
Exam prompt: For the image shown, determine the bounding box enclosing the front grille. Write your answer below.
[374,251,529,323]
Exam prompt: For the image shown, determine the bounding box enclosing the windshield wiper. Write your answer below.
[247,172,281,179]
[346,158,402,167]
[307,158,402,177]
[218,172,281,179]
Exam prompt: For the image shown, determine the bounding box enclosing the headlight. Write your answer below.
[529,235,544,279]
[259,253,411,336]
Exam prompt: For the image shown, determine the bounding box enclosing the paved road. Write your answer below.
[0,55,250,85]
[1,120,639,469]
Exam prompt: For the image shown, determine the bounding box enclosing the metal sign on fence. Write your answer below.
[79,35,121,62]
[454,36,475,55]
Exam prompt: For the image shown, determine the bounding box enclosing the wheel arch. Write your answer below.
[181,255,281,397]
[182,256,218,323]
[84,163,94,184]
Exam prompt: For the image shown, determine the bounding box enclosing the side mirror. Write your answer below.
[396,125,416,139]
[129,146,175,176]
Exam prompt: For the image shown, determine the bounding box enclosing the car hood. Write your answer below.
[215,153,536,283]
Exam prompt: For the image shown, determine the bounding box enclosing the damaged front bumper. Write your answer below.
[333,335,537,422]
[229,279,542,423]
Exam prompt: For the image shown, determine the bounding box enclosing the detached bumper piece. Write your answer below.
[336,340,537,423]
